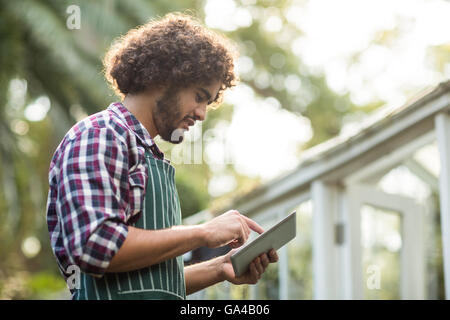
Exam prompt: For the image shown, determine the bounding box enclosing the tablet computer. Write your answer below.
[231,211,297,277]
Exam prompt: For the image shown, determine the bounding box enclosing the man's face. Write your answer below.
[153,80,222,144]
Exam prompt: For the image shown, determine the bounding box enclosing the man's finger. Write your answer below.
[245,220,251,237]
[268,249,279,262]
[249,262,259,283]
[240,215,264,234]
[229,239,240,248]
[254,257,264,275]
[260,253,270,268]
[241,223,249,243]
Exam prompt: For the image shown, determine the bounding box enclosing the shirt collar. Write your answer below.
[108,102,166,160]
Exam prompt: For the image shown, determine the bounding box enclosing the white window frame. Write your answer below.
[344,183,425,299]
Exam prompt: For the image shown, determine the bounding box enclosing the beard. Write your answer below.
[153,87,188,144]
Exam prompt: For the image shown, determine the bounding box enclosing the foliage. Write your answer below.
[1,0,447,299]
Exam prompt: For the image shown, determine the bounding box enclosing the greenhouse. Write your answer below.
[185,80,450,300]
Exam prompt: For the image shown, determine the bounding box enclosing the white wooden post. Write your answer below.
[250,282,257,300]
[278,207,290,300]
[401,202,425,299]
[435,113,450,299]
[278,245,289,300]
[311,180,338,299]
[341,186,363,299]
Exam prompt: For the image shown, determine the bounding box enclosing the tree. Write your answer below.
[0,0,414,298]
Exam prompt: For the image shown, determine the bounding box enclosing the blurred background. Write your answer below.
[0,0,449,299]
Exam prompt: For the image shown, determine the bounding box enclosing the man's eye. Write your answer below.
[196,93,204,103]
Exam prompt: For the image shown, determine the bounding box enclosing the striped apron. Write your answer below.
[73,151,186,300]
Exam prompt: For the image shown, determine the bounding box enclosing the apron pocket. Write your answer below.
[128,171,146,220]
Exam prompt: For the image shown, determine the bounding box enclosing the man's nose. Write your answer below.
[194,104,207,121]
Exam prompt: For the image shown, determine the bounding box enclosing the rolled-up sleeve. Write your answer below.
[56,127,130,277]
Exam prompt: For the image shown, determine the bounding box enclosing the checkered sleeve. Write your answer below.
[56,127,130,278]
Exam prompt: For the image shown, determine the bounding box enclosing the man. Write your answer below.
[46,13,278,300]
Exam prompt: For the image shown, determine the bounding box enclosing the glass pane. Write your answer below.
[361,204,401,299]
[288,200,313,299]
[413,142,440,177]
[230,282,250,300]
[205,282,232,299]
[378,165,431,203]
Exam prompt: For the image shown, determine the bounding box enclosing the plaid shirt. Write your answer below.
[46,102,167,279]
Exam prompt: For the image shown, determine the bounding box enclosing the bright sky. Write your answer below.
[292,0,450,106]
[203,0,450,196]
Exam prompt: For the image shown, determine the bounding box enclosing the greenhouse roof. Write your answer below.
[214,79,450,216]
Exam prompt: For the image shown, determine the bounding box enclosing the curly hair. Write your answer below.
[103,12,239,107]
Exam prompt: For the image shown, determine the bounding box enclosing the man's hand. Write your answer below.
[200,210,264,248]
[220,248,279,285]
